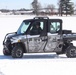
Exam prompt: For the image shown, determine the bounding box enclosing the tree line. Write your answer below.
[0,0,75,16]
[31,0,75,16]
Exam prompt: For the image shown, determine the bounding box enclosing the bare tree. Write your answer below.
[45,4,55,15]
[31,0,41,15]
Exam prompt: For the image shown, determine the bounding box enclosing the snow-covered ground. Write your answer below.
[0,15,76,75]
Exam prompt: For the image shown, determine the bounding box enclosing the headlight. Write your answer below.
[10,38,21,44]
[18,40,21,42]
[10,37,17,41]
[10,39,14,42]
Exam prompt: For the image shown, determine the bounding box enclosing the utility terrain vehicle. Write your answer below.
[3,17,76,58]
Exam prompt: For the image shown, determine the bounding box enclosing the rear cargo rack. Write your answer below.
[63,33,76,40]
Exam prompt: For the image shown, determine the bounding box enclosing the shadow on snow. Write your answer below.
[0,54,67,60]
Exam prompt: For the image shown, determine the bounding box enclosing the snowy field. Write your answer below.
[0,15,76,75]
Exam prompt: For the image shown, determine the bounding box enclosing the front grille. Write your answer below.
[6,38,11,46]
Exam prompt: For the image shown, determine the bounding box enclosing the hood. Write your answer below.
[9,33,21,39]
[4,32,24,43]
[6,32,24,39]
[6,33,27,44]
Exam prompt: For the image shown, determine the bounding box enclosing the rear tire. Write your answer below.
[66,46,76,58]
[12,46,23,58]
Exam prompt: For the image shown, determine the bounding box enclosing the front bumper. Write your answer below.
[3,37,12,53]
[3,45,10,53]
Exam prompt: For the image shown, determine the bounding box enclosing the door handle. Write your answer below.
[42,39,48,41]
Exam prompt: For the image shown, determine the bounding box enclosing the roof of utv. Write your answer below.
[23,17,62,22]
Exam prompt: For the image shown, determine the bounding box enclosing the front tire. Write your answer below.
[12,46,23,58]
[3,49,11,56]
[66,46,76,58]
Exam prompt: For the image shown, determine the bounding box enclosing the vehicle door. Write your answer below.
[27,20,47,53]
[44,20,63,52]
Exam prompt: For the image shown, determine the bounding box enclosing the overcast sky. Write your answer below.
[0,0,75,9]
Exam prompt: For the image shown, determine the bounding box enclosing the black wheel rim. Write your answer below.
[16,49,23,57]
[70,48,76,57]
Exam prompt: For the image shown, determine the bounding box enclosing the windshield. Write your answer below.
[17,21,31,34]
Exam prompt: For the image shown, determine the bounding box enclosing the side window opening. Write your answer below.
[30,21,44,35]
[50,22,60,33]
[40,22,44,30]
